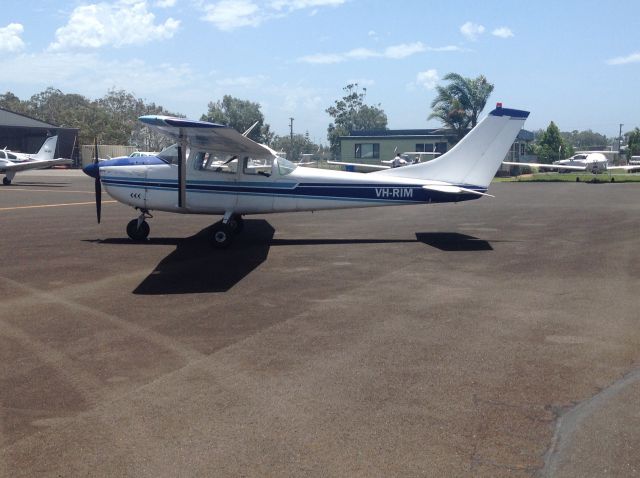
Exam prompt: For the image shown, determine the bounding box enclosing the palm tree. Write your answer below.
[429,73,494,141]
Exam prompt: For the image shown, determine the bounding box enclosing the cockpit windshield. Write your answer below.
[157,144,181,164]
[277,156,297,176]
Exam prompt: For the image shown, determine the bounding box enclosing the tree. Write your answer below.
[562,129,608,150]
[533,121,574,163]
[0,92,29,115]
[271,132,322,162]
[429,73,494,141]
[201,95,270,143]
[627,128,640,159]
[326,83,387,158]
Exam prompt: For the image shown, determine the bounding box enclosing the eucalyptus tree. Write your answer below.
[326,83,387,158]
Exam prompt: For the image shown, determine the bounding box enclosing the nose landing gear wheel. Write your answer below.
[3,177,11,185]
[126,219,150,241]
[228,214,244,234]
[210,221,234,248]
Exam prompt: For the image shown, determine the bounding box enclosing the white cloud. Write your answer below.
[0,23,26,53]
[384,42,426,59]
[216,74,268,87]
[426,45,464,52]
[201,0,263,31]
[269,0,345,11]
[201,0,344,30]
[299,41,441,64]
[49,1,180,50]
[345,47,378,60]
[298,52,345,64]
[155,0,177,7]
[1,51,196,98]
[492,27,514,39]
[415,69,439,90]
[606,52,640,65]
[460,21,485,41]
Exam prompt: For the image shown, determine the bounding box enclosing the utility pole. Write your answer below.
[289,117,294,160]
[618,123,623,153]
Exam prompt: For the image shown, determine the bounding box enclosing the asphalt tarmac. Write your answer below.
[1,170,639,477]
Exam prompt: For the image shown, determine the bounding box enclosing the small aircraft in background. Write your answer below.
[0,136,71,185]
[329,151,441,172]
[83,104,529,248]
[504,152,640,174]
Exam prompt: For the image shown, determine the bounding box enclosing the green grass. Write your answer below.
[494,172,640,183]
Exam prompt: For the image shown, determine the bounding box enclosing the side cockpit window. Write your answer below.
[194,151,238,173]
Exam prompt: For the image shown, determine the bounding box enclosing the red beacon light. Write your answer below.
[496,102,503,108]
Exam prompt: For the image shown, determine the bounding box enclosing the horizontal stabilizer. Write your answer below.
[422,184,494,197]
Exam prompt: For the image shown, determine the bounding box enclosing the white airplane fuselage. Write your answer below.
[98,156,480,216]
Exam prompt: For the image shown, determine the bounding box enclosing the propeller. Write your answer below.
[94,138,101,223]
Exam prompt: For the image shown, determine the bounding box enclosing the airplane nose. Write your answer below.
[83,162,98,179]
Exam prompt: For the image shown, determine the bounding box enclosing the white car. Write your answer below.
[129,151,158,157]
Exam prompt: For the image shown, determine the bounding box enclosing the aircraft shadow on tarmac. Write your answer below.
[415,232,493,251]
[89,222,492,294]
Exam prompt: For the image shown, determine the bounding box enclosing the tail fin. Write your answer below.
[33,135,58,161]
[372,106,529,188]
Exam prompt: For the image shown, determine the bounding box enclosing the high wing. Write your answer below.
[607,164,640,171]
[138,116,273,157]
[326,160,390,171]
[502,161,587,171]
[0,158,72,173]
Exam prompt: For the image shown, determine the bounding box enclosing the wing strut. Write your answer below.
[177,130,187,208]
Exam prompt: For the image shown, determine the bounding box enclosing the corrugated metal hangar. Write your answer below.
[0,108,79,165]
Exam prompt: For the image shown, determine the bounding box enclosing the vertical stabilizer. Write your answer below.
[33,135,58,161]
[372,106,529,188]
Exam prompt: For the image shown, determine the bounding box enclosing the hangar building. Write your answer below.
[0,108,79,166]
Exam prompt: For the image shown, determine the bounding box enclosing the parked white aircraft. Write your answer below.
[83,104,529,247]
[504,152,640,174]
[0,136,70,185]
[329,151,441,172]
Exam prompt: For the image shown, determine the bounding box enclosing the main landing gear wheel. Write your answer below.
[126,219,150,242]
[3,177,11,186]
[210,221,234,249]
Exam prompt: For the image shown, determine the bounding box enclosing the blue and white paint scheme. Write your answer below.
[83,104,529,247]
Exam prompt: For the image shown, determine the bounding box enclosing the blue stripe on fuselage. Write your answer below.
[100,176,484,204]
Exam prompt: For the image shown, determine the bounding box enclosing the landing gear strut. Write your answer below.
[126,210,152,241]
[210,213,243,248]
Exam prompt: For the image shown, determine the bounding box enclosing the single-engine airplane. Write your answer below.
[504,152,640,174]
[83,104,529,248]
[1,136,71,185]
[328,151,441,172]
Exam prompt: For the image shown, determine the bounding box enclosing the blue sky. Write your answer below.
[2,0,639,144]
